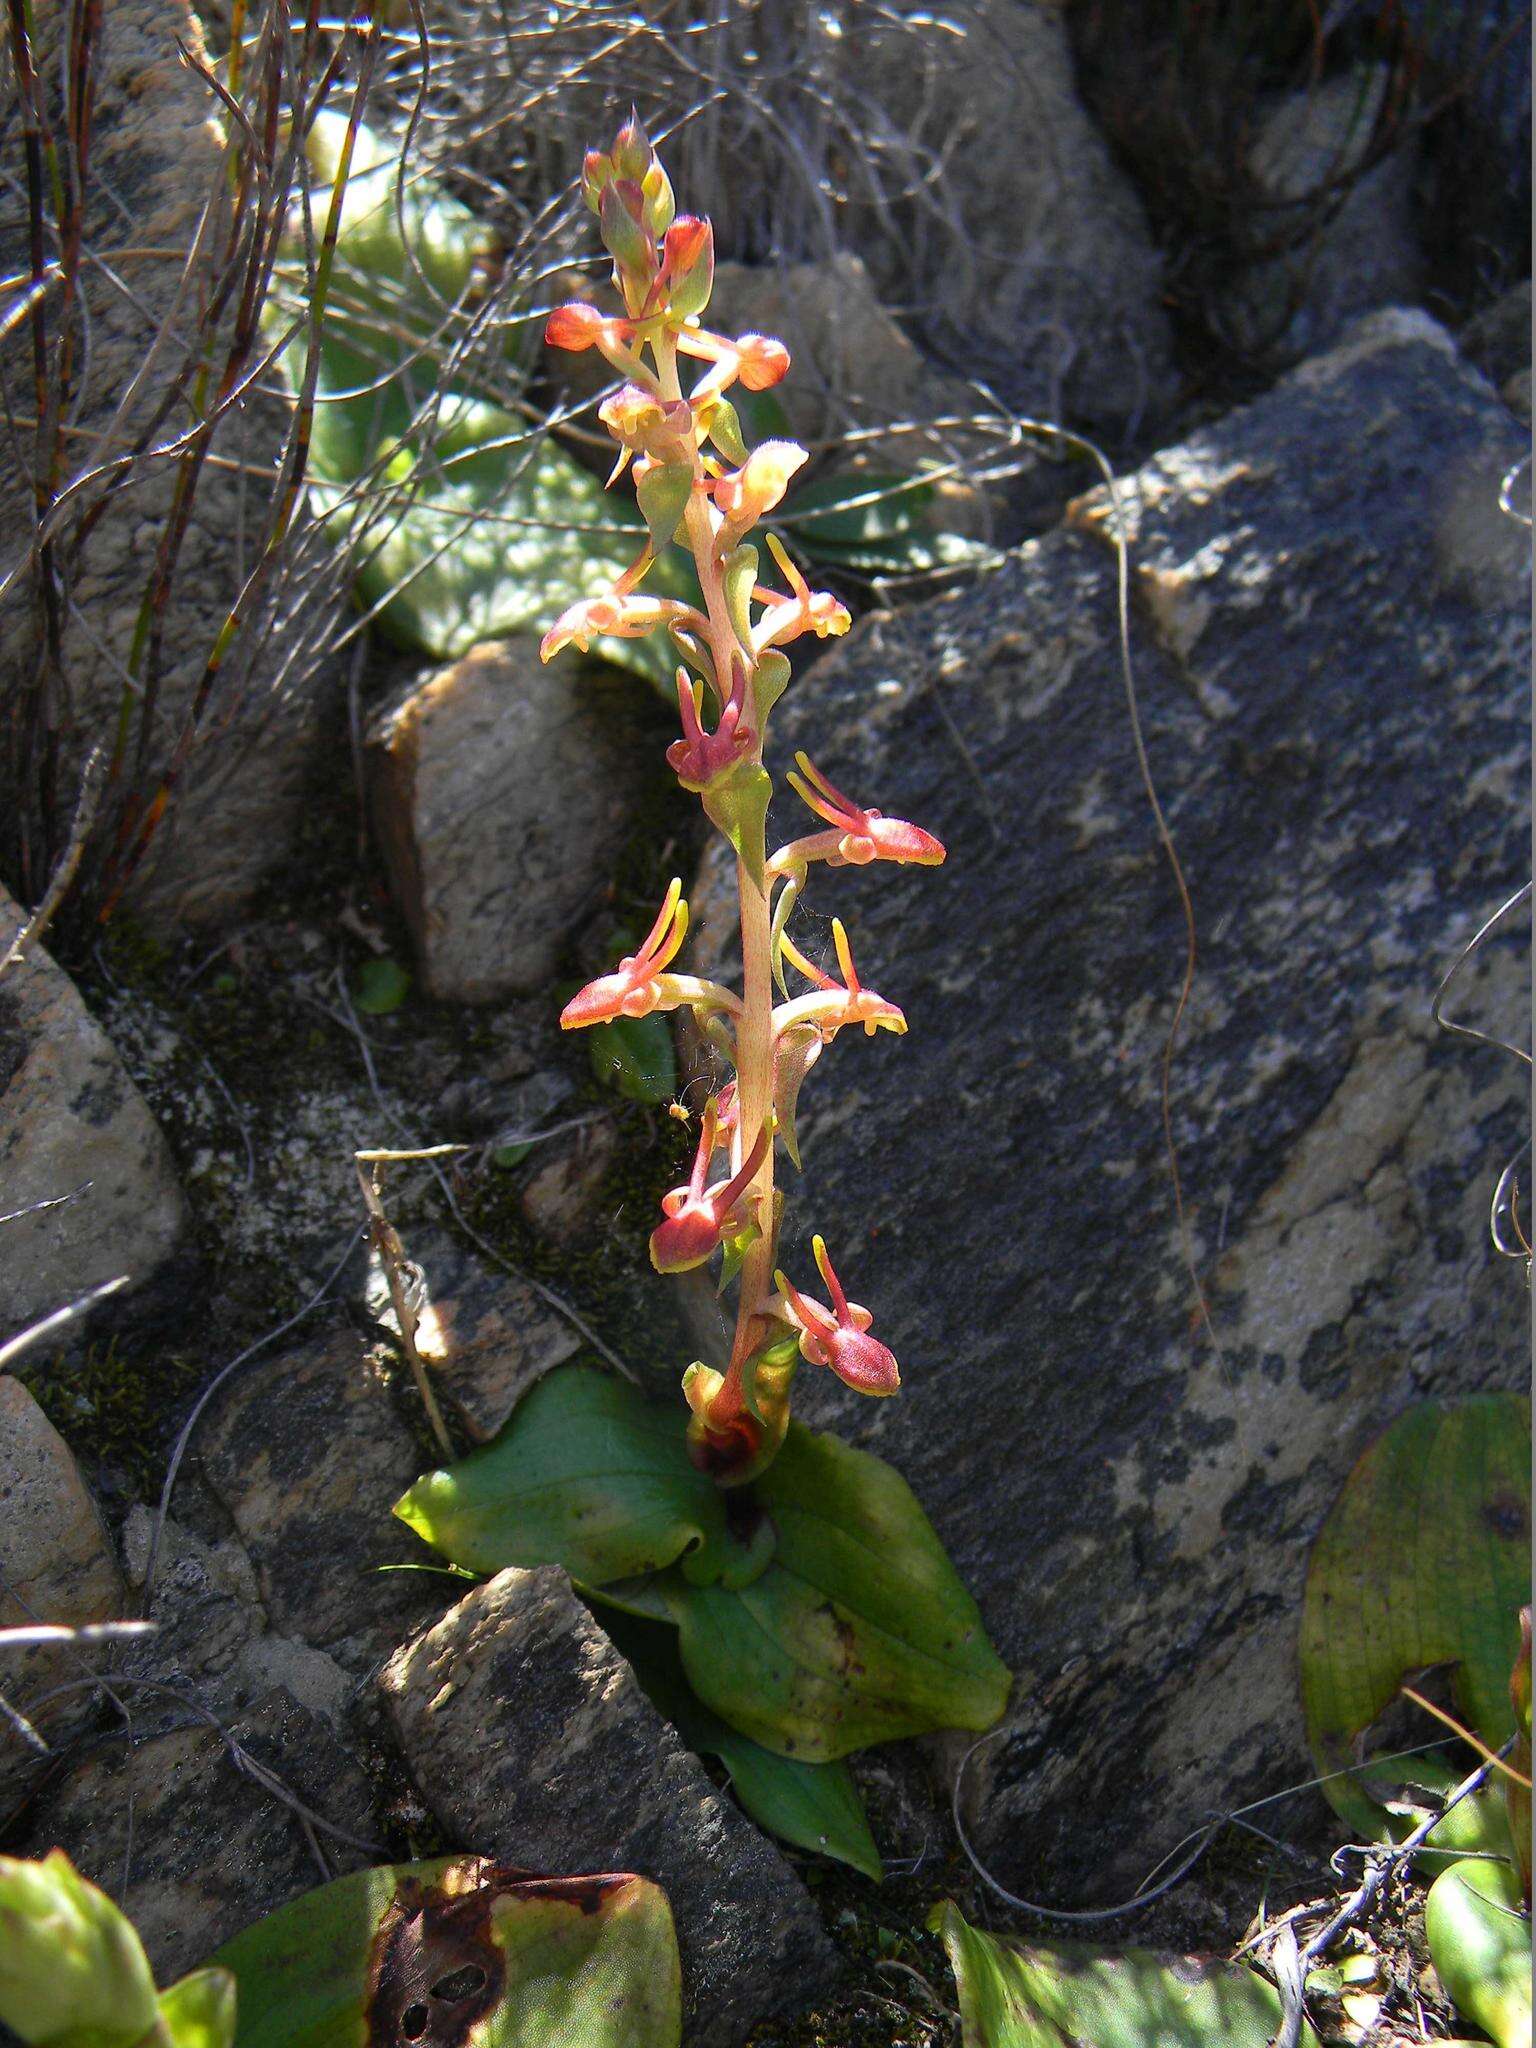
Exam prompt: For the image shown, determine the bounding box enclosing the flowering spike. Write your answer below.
[540,122,947,1484]
[775,1237,900,1396]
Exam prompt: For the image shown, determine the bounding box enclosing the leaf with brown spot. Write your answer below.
[1300,1393,1531,1838]
[212,1856,679,2048]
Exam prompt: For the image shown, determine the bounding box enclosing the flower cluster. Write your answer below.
[544,117,945,1485]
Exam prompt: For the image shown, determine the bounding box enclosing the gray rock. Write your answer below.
[196,1325,442,1665]
[1216,66,1424,363]
[1460,280,1532,397]
[16,1686,383,1983]
[361,1225,581,1442]
[115,1506,267,1707]
[705,258,1002,540]
[440,2,1172,434]
[380,1566,841,2047]
[0,4,340,929]
[0,886,187,1336]
[0,1377,125,1811]
[832,0,1176,428]
[695,308,1528,1891]
[367,638,670,1003]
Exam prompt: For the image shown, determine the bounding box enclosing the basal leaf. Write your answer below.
[780,470,935,548]
[393,1366,729,1585]
[653,1419,1010,1762]
[1300,1393,1531,1837]
[213,1856,680,2048]
[929,1900,1321,2048]
[600,1608,882,1880]
[0,1850,161,2048]
[353,957,410,1016]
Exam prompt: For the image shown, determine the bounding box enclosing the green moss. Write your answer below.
[10,1336,204,1499]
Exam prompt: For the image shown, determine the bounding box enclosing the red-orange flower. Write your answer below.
[776,1236,900,1395]
[560,882,688,1028]
[649,1103,769,1273]
[774,919,906,1041]
[774,753,946,871]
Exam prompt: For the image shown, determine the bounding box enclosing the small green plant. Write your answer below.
[394,116,1008,1871]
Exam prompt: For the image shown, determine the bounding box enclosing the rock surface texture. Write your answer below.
[0,887,187,1337]
[381,1565,841,2047]
[15,1687,383,1982]
[695,308,1530,1891]
[197,1324,442,1668]
[0,4,338,927]
[0,1377,125,1811]
[367,639,670,1002]
[1216,65,1424,365]
[833,0,1175,426]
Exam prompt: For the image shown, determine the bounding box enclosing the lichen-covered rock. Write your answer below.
[0,4,340,929]
[196,1325,441,1666]
[695,308,1528,1892]
[367,639,671,1003]
[15,1687,383,1983]
[0,887,187,1337]
[380,1566,841,2047]
[0,1377,125,1813]
[360,1225,580,1441]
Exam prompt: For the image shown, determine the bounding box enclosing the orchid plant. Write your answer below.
[392,123,1007,1875]
[542,116,944,1487]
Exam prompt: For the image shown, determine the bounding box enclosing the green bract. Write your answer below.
[1299,1392,1531,1838]
[395,1366,1009,1770]
[213,1856,679,2048]
[929,1900,1322,2048]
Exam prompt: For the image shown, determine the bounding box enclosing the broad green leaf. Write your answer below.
[780,470,936,547]
[1425,1859,1531,2048]
[1300,1394,1531,1837]
[393,1366,731,1585]
[0,1850,161,2047]
[776,470,989,576]
[929,1899,1321,2048]
[213,1856,679,2048]
[588,1013,676,1104]
[600,1609,883,1880]
[156,1967,238,2048]
[650,1419,1010,1762]
[353,957,410,1016]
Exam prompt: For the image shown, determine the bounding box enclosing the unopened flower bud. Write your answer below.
[736,333,791,389]
[599,179,653,276]
[661,216,714,319]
